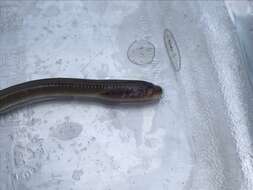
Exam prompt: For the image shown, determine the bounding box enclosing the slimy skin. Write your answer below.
[0,78,163,113]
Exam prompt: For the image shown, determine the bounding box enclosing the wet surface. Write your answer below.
[0,1,252,190]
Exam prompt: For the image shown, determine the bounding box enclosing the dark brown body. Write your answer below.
[0,78,162,113]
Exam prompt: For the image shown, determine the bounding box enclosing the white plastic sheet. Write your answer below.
[0,1,252,190]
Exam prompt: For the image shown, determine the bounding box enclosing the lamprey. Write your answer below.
[0,78,163,113]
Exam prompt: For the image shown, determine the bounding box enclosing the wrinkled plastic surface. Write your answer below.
[0,1,253,190]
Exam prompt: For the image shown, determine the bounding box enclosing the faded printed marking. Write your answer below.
[0,5,23,32]
[0,49,26,89]
[164,29,181,72]
[127,40,155,65]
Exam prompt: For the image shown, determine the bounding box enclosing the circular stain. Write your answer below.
[52,121,83,141]
[127,40,155,65]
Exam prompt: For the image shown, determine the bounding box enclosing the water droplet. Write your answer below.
[27,150,35,160]
[91,136,96,142]
[12,173,19,181]
[71,20,78,28]
[80,147,87,152]
[72,169,83,181]
[55,59,62,65]
[21,170,31,181]
[14,146,25,168]
[28,167,37,174]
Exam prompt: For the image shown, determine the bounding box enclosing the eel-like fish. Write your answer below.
[0,78,163,113]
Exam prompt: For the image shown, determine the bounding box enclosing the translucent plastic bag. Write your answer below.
[0,1,252,190]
